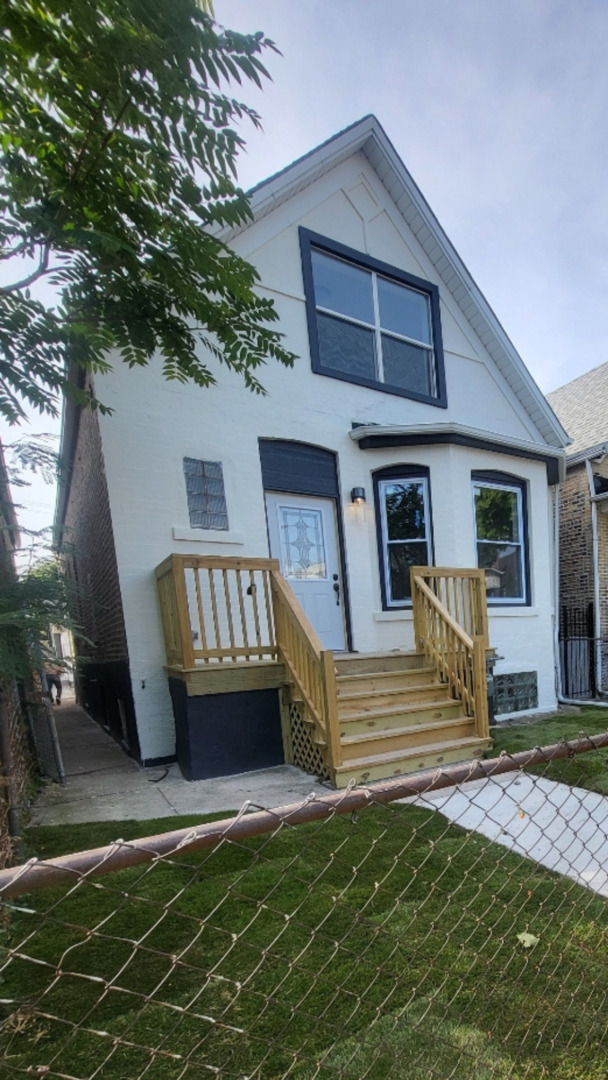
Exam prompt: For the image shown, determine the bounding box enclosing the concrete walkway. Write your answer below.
[31,703,329,826]
[415,772,608,897]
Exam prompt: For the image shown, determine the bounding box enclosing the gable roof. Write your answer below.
[228,115,568,451]
[546,361,608,459]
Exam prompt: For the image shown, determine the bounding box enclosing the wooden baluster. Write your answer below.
[222,569,236,662]
[262,571,275,654]
[235,569,250,661]
[249,570,262,652]
[193,568,209,662]
[207,568,222,660]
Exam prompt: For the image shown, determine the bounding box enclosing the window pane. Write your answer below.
[312,249,374,323]
[383,482,426,540]
[381,335,433,396]
[477,542,523,599]
[317,312,376,380]
[377,277,431,344]
[183,458,228,531]
[279,507,327,579]
[474,486,520,543]
[388,541,429,601]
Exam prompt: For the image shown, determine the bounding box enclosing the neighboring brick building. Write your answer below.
[548,362,608,696]
[56,376,140,759]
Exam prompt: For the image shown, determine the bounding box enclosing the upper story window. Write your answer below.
[300,228,447,407]
[183,458,228,530]
[472,472,529,605]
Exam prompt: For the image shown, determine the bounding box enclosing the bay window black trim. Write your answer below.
[299,228,447,408]
[373,465,435,610]
[472,470,531,607]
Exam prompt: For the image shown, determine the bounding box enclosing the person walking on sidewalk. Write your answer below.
[44,661,62,705]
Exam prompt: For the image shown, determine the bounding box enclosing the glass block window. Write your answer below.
[494,671,538,714]
[183,458,228,530]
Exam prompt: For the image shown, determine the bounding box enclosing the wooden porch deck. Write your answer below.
[155,556,492,787]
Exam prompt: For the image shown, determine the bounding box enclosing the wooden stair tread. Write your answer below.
[336,666,437,685]
[336,650,419,662]
[334,736,491,773]
[338,698,461,723]
[337,682,444,703]
[340,717,474,745]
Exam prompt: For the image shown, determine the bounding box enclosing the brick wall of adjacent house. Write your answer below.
[558,463,594,612]
[61,397,140,757]
[593,458,608,690]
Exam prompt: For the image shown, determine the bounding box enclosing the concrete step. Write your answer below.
[333,736,492,787]
[336,667,438,695]
[334,651,426,676]
[339,716,477,760]
[338,699,464,734]
[337,682,450,716]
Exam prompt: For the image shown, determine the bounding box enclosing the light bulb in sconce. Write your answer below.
[351,487,366,505]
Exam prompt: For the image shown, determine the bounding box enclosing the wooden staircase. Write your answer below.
[156,557,493,790]
[331,651,491,787]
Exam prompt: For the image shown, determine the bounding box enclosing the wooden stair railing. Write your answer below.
[410,567,490,740]
[269,570,341,773]
[155,555,341,772]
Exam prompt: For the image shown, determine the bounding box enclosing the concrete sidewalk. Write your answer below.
[414,772,608,897]
[31,703,328,826]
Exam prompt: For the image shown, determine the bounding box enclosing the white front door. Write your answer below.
[265,492,346,651]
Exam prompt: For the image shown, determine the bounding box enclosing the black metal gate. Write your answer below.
[559,603,596,699]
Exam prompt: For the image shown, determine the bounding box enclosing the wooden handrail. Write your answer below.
[411,568,490,740]
[269,569,341,770]
[413,577,474,649]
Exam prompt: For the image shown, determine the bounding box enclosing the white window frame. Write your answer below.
[378,476,432,607]
[472,478,527,605]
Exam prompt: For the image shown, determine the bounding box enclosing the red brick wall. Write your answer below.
[558,464,594,612]
[62,401,129,665]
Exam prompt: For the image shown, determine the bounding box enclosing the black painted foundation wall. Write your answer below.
[169,679,284,781]
[78,660,141,761]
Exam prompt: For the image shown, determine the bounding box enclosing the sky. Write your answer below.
[4,0,608,541]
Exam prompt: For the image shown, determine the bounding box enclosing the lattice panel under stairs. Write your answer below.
[287,700,331,781]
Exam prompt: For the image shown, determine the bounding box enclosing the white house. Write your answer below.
[57,116,569,785]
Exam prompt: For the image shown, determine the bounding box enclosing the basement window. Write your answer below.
[183,458,228,530]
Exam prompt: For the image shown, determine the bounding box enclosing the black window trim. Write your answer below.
[471,470,531,607]
[299,227,447,408]
[373,465,435,610]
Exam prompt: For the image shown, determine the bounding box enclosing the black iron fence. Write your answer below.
[560,603,596,698]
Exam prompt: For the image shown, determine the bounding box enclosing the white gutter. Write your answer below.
[349,421,567,482]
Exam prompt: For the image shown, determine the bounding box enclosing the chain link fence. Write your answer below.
[3,735,608,1079]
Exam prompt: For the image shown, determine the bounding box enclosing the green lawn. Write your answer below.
[489,705,608,791]
[3,789,608,1079]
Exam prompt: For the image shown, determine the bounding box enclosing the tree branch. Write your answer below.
[0,245,52,294]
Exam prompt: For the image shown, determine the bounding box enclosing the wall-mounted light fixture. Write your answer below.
[351,487,366,504]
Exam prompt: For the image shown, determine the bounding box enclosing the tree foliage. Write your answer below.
[0,0,296,423]
[0,558,81,680]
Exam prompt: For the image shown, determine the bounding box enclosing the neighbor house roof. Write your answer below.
[225,115,569,452]
[546,361,608,458]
